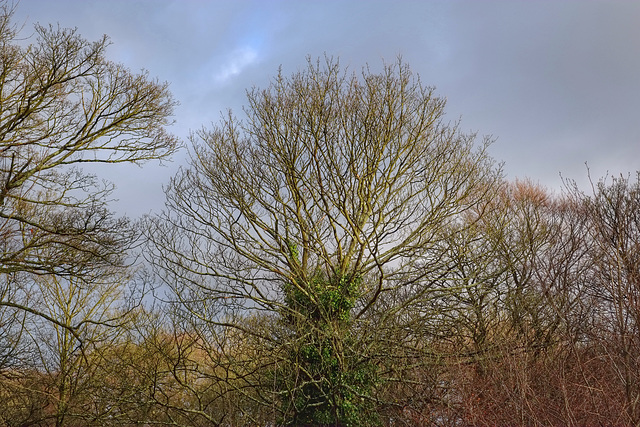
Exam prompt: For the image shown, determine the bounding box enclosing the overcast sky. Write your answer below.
[12,0,640,217]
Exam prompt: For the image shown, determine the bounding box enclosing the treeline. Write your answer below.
[2,3,640,426]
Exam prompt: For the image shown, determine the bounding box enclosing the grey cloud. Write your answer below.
[11,0,640,214]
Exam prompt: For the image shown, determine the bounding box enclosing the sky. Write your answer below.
[12,0,640,217]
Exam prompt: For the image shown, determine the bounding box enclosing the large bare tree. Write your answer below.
[148,57,500,425]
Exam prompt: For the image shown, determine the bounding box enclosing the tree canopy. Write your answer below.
[148,57,501,425]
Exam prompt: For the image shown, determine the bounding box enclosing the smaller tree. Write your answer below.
[0,0,177,281]
[0,2,178,424]
[574,172,640,424]
[28,270,137,427]
[0,0,177,362]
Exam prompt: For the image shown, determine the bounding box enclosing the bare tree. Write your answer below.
[0,2,178,424]
[574,172,640,424]
[148,57,501,425]
[447,176,640,426]
[0,0,177,332]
